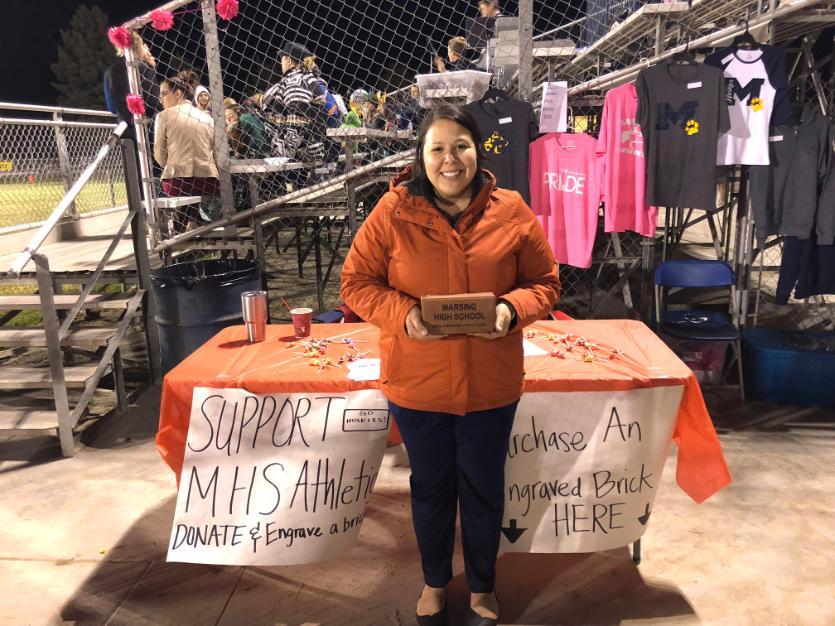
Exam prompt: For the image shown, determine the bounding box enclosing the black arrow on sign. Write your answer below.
[638,503,651,526]
[501,519,527,543]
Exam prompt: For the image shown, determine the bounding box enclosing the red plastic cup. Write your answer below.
[291,307,313,338]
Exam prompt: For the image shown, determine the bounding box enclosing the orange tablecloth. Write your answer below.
[158,320,731,503]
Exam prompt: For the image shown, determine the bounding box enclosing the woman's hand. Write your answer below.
[405,305,444,340]
[434,56,447,73]
[470,302,514,340]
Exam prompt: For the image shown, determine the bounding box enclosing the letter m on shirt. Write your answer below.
[655,101,698,130]
[726,77,765,105]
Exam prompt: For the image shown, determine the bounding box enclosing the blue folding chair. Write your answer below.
[654,260,744,402]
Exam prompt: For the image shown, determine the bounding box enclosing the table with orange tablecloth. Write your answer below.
[158,320,731,558]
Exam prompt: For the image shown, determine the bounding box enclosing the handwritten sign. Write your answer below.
[500,386,683,553]
[170,384,686,564]
[539,81,568,133]
[168,387,391,565]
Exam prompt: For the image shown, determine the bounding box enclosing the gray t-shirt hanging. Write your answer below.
[636,61,730,210]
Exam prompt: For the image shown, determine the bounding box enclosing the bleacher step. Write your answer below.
[0,365,105,389]
[0,405,59,430]
[0,293,135,311]
[0,327,117,348]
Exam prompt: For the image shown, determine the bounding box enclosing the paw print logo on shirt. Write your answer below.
[685,119,700,136]
[750,97,764,112]
[483,131,510,155]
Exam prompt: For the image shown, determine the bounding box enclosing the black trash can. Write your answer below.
[151,259,262,373]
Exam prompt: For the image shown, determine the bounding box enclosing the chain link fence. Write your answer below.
[118,0,832,319]
[0,105,127,230]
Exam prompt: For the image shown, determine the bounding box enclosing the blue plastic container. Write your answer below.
[742,328,835,408]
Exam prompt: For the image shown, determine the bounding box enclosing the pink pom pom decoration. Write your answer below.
[107,26,132,50]
[216,0,239,20]
[150,9,174,31]
[126,94,146,116]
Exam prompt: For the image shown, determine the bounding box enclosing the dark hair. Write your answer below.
[406,103,485,203]
[163,70,197,100]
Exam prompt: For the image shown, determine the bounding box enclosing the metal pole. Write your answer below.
[123,138,162,384]
[123,46,160,247]
[641,237,654,325]
[802,35,829,115]
[0,102,116,118]
[518,0,534,102]
[200,0,237,239]
[345,140,357,240]
[248,176,267,290]
[52,112,77,218]
[33,254,74,457]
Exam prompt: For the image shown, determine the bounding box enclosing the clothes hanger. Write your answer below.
[732,19,760,50]
[670,38,697,65]
[481,69,510,104]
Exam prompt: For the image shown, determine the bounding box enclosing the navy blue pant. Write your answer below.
[389,400,518,593]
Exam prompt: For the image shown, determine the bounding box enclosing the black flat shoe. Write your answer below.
[415,603,448,626]
[464,604,498,626]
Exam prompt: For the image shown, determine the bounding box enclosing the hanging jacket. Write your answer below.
[340,167,560,415]
[817,134,835,245]
[749,103,830,245]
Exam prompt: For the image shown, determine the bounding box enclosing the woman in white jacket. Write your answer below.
[153,71,218,232]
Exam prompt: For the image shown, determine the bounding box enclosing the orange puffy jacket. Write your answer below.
[341,168,560,415]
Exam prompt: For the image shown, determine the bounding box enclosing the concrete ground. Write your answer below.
[1,387,833,626]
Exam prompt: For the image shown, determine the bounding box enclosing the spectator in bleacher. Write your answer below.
[177,70,211,112]
[103,32,159,132]
[435,36,477,73]
[367,92,397,131]
[341,89,370,128]
[195,85,211,111]
[479,0,502,19]
[262,42,326,163]
[467,0,502,67]
[153,71,218,232]
[303,54,343,129]
[224,98,271,158]
[396,84,424,131]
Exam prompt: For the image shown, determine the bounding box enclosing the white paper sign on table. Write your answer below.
[347,358,381,381]
[539,81,568,133]
[167,387,391,566]
[500,386,683,553]
[523,339,548,357]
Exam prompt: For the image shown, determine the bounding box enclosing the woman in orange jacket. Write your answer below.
[341,104,559,626]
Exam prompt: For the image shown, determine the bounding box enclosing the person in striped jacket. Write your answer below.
[262,41,326,163]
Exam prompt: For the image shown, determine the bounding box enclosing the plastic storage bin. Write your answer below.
[662,337,728,385]
[742,328,835,408]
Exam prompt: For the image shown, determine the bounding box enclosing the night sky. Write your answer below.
[0,0,578,106]
[0,1,159,105]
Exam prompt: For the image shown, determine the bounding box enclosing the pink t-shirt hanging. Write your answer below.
[596,82,658,237]
[529,132,602,269]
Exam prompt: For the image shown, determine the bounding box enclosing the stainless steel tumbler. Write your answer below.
[241,290,268,343]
